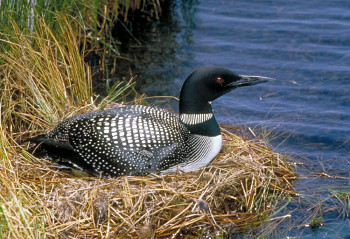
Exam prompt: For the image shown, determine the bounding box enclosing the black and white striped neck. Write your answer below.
[179,73,221,136]
[179,111,220,137]
[179,94,221,137]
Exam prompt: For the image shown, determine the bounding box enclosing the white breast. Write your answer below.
[161,134,222,174]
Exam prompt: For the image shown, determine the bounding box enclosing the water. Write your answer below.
[118,0,350,237]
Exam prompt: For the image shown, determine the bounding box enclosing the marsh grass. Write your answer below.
[332,188,350,218]
[0,16,92,132]
[1,0,164,78]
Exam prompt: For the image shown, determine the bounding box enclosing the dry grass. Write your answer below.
[0,11,296,239]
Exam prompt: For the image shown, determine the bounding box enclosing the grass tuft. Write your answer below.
[0,15,93,132]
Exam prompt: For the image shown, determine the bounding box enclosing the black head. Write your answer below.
[180,66,270,114]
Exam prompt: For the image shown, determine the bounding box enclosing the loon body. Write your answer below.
[28,66,269,177]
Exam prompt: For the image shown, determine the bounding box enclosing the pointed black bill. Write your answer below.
[227,74,272,88]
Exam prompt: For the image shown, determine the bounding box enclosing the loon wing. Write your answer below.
[64,105,189,176]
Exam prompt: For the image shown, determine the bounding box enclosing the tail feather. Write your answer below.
[25,134,99,176]
[25,134,47,144]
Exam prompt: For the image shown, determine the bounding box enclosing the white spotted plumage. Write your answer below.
[43,105,221,176]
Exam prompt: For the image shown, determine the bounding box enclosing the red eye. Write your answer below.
[216,77,224,84]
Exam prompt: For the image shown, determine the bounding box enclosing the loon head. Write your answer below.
[180,66,270,114]
[179,66,270,136]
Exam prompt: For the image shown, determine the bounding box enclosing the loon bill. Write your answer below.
[27,66,270,177]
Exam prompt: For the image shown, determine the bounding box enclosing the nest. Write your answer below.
[6,127,296,238]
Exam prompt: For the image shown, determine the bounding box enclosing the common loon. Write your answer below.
[28,66,269,177]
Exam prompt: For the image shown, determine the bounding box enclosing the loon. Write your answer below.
[28,66,269,177]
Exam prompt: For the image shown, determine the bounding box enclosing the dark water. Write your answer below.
[119,0,350,237]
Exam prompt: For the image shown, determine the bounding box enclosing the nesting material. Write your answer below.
[4,127,296,238]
